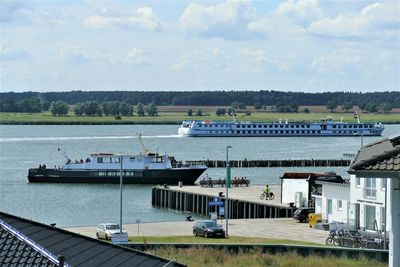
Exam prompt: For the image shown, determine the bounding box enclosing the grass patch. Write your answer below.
[148,247,387,267]
[128,236,321,246]
[1,111,399,124]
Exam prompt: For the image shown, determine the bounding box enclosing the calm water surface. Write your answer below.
[1,124,399,227]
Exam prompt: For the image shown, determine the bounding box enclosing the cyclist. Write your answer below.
[263,185,270,197]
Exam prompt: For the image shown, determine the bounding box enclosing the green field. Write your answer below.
[148,247,386,267]
[0,111,398,124]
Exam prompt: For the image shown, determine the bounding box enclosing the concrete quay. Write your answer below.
[152,185,295,220]
[65,218,328,245]
[167,185,285,207]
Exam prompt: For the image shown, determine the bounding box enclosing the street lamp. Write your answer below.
[225,145,232,236]
[119,154,123,234]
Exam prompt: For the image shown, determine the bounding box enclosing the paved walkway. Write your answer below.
[168,185,286,207]
[65,218,328,244]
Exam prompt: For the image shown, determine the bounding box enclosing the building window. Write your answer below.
[364,178,377,199]
[337,200,343,211]
[381,179,387,191]
[365,205,376,231]
[355,177,361,187]
[381,207,386,233]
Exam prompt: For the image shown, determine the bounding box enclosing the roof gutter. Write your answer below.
[0,219,71,267]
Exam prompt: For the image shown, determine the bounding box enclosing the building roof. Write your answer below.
[348,135,400,178]
[0,211,184,267]
[280,172,345,183]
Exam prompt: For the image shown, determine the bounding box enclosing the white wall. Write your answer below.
[320,183,350,223]
[315,197,322,214]
[281,179,309,206]
[349,174,391,232]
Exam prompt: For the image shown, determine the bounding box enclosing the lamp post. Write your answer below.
[225,145,232,236]
[119,154,123,234]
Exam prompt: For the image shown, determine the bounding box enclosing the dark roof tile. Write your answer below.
[0,211,184,267]
[348,135,400,174]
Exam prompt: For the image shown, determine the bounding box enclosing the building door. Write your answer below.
[365,205,376,231]
[348,203,360,230]
[327,199,332,222]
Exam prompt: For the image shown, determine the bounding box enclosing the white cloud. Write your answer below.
[57,45,89,65]
[239,48,270,64]
[277,0,322,26]
[85,7,162,31]
[0,43,30,61]
[238,48,292,73]
[0,1,67,25]
[125,48,151,65]
[168,55,190,71]
[311,48,364,75]
[179,1,258,40]
[308,1,399,39]
[247,18,272,34]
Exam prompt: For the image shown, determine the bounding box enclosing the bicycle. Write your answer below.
[260,191,275,200]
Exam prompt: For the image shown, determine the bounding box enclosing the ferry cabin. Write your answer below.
[62,153,173,171]
[179,120,383,137]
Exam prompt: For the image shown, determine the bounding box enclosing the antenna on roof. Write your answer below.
[136,133,149,156]
[57,148,70,163]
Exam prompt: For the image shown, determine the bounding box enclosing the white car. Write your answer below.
[96,223,127,241]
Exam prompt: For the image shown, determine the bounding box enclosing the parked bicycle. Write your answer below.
[326,229,389,250]
[325,230,340,246]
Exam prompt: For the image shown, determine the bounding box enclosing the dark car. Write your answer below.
[293,208,315,223]
[193,220,225,238]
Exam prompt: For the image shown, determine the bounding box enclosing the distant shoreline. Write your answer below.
[1,121,400,125]
[1,111,399,125]
[0,121,181,125]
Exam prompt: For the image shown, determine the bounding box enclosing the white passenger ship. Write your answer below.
[178,117,384,137]
[28,135,207,184]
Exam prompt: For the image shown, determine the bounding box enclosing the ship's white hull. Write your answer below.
[178,120,384,137]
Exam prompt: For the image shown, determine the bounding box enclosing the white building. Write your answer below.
[313,181,350,225]
[348,175,391,233]
[347,135,399,267]
[280,172,346,208]
[315,136,399,267]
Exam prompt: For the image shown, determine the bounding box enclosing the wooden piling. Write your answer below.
[180,159,350,168]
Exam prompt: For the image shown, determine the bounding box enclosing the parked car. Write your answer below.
[96,223,127,240]
[293,208,315,223]
[193,220,225,238]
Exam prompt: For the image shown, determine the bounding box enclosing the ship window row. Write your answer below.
[236,124,310,129]
[98,171,121,176]
[209,130,322,134]
[97,157,121,164]
[198,124,314,129]
[97,171,141,177]
[332,125,371,129]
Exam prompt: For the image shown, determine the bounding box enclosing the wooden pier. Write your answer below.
[179,159,350,168]
[152,185,295,219]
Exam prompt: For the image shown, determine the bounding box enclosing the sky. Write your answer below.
[0,0,399,92]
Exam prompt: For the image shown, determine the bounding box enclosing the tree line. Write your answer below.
[50,100,158,117]
[1,90,399,107]
[0,95,396,116]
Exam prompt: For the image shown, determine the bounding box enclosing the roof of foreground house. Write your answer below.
[280,172,346,183]
[0,211,184,267]
[348,135,400,177]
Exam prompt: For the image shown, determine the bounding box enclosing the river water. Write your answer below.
[0,124,399,227]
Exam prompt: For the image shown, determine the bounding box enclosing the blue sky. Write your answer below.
[0,0,399,92]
